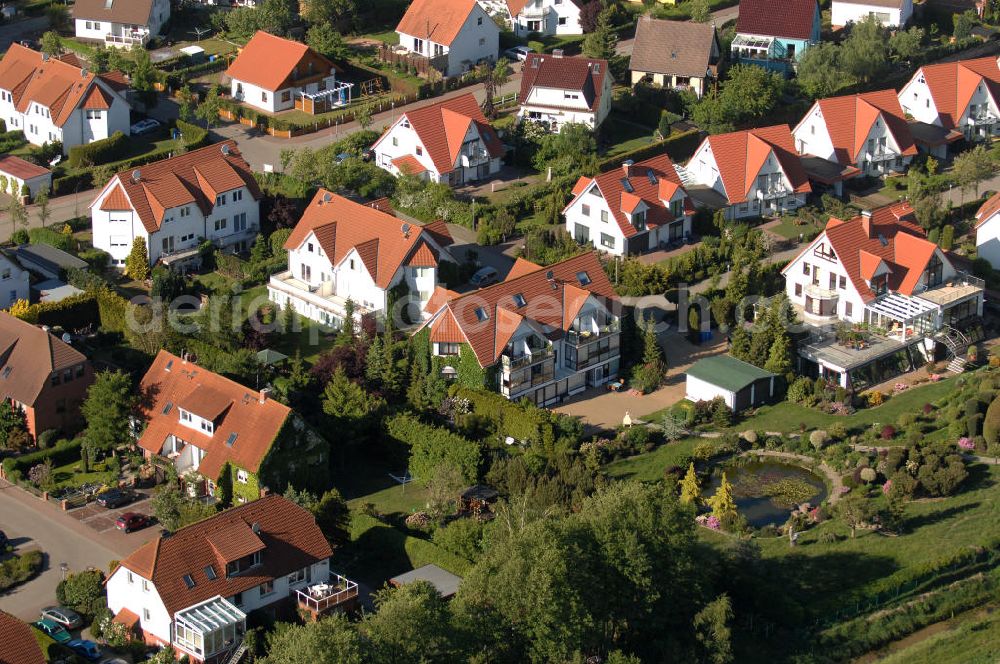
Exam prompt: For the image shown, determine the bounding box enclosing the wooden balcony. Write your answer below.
[296,575,359,620]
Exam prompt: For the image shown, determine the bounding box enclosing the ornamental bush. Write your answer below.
[983,394,1000,445]
[387,413,480,484]
[809,430,829,451]
[881,425,896,440]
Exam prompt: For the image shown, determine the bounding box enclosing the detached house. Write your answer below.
[731,0,820,75]
[90,141,262,270]
[518,53,612,131]
[395,0,499,77]
[419,252,622,405]
[793,90,917,183]
[0,45,131,154]
[0,611,45,664]
[106,495,358,663]
[629,17,721,99]
[898,57,1000,155]
[225,31,352,115]
[73,0,170,48]
[505,0,584,36]
[974,191,1000,269]
[0,311,94,439]
[268,189,456,327]
[832,0,913,28]
[372,93,505,185]
[781,203,984,388]
[683,125,811,220]
[0,251,29,309]
[137,350,329,501]
[563,155,695,256]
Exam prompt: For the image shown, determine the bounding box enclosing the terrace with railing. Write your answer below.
[296,575,359,618]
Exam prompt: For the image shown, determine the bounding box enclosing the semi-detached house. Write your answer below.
[372,93,505,185]
[683,125,811,220]
[503,0,584,36]
[73,0,170,48]
[0,45,130,154]
[106,495,357,664]
[563,155,695,256]
[89,141,261,269]
[395,0,499,77]
[781,203,984,389]
[269,190,456,327]
[419,252,622,405]
[898,56,1000,156]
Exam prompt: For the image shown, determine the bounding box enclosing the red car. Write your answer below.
[115,513,150,533]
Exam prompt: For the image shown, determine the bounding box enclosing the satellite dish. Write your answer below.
[221,144,230,156]
[61,332,72,344]
[504,436,515,446]
[131,169,141,183]
[400,222,411,237]
[545,270,554,280]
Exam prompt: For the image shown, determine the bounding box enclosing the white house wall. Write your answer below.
[792,104,837,159]
[0,256,29,309]
[106,566,172,647]
[513,0,583,36]
[685,374,735,410]
[783,232,867,323]
[898,73,940,125]
[831,0,910,28]
[373,117,438,178]
[977,213,1000,269]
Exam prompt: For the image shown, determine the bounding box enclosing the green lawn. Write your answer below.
[360,31,399,45]
[49,459,116,491]
[768,216,824,241]
[601,113,657,158]
[605,437,724,482]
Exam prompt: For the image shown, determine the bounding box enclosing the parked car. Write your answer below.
[33,618,71,644]
[40,606,82,630]
[503,45,533,62]
[66,639,102,661]
[96,489,135,509]
[130,118,161,135]
[470,266,499,288]
[333,152,352,165]
[115,512,150,533]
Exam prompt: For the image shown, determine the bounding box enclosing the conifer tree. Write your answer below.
[707,472,737,519]
[680,463,701,505]
[125,237,150,281]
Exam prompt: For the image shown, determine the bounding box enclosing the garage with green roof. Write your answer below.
[685,355,777,411]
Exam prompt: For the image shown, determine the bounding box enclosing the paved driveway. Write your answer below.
[66,492,155,538]
[0,480,156,621]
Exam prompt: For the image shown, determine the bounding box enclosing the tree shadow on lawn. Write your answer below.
[905,501,981,531]
[960,463,996,492]
[759,549,900,620]
[333,520,410,591]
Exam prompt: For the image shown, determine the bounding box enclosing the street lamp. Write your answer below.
[60,562,68,580]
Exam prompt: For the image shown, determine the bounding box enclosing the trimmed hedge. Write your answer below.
[176,119,208,149]
[12,292,100,329]
[28,227,73,252]
[597,129,703,172]
[68,131,128,168]
[452,386,555,446]
[984,394,1000,445]
[386,413,480,483]
[2,438,84,480]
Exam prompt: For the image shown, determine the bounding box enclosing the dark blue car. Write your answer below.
[67,639,102,661]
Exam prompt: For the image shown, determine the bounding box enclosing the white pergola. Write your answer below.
[865,293,937,341]
[300,81,355,108]
[174,596,245,660]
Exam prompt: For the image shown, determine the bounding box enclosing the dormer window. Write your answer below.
[633,210,646,230]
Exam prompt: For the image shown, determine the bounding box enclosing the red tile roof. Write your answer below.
[100,184,131,211]
[374,93,505,176]
[565,154,694,239]
[519,53,609,114]
[283,189,449,289]
[701,125,811,205]
[137,350,291,481]
[975,190,1000,228]
[421,252,618,367]
[391,154,427,174]
[912,57,1000,131]
[0,312,88,408]
[94,141,260,235]
[0,610,45,664]
[736,0,818,40]
[82,84,113,110]
[396,0,481,46]
[507,257,543,279]
[0,44,123,128]
[422,219,454,247]
[225,31,340,93]
[0,155,49,180]
[805,203,939,302]
[810,90,917,166]
[116,495,332,617]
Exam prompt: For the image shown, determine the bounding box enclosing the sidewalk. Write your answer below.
[0,187,101,242]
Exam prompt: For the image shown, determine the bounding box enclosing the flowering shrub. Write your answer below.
[923,403,933,415]
[839,486,851,495]
[893,382,908,392]
[930,373,942,382]
[694,514,722,530]
[881,425,896,440]
[865,391,884,407]
[882,479,892,495]
[957,437,975,451]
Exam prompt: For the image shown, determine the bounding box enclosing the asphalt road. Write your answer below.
[0,16,48,53]
[0,479,129,621]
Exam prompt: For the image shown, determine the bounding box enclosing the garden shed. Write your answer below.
[685,355,777,411]
[390,565,463,600]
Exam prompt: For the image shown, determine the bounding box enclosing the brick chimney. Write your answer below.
[860,209,873,238]
[622,159,634,178]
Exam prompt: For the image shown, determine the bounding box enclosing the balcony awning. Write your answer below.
[732,35,775,50]
[866,293,936,322]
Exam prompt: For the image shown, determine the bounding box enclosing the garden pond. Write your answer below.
[707,459,828,528]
